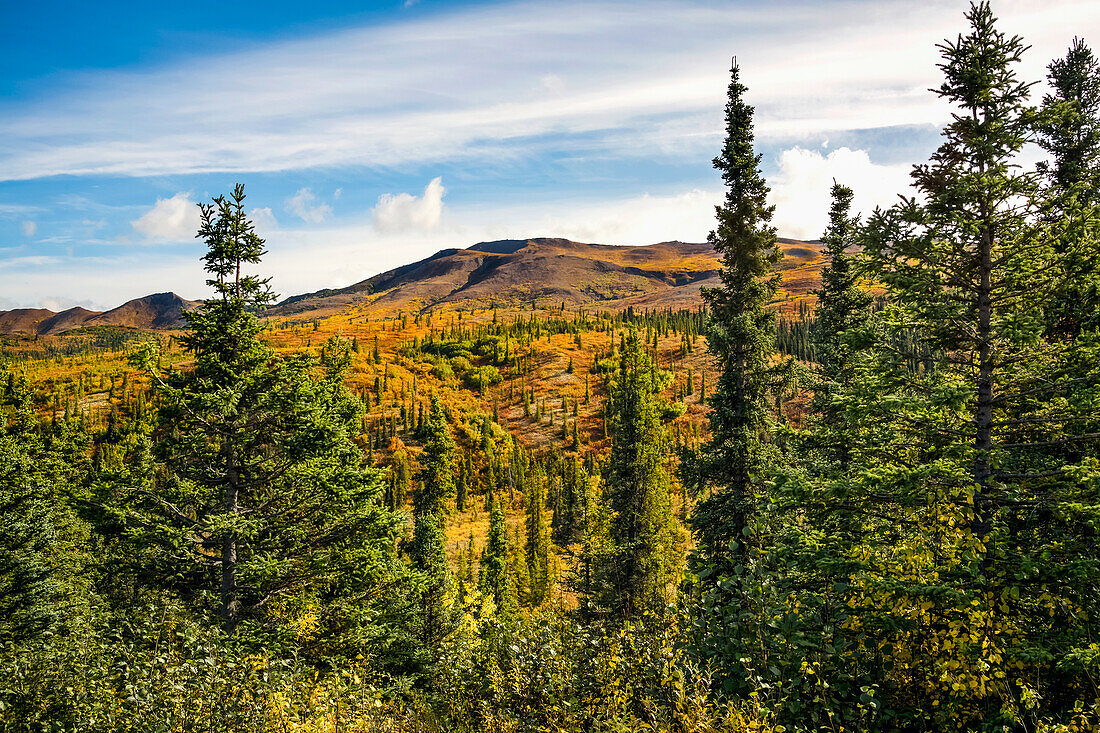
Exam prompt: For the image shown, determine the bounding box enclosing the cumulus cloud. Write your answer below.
[769,146,913,240]
[21,221,36,236]
[285,188,332,224]
[372,177,446,233]
[249,206,278,231]
[131,192,200,242]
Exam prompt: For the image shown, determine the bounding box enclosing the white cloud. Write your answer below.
[0,203,44,217]
[131,192,200,242]
[0,255,61,268]
[769,146,913,239]
[249,206,278,231]
[501,188,717,245]
[0,0,1092,180]
[21,220,36,236]
[285,188,332,224]
[372,177,446,233]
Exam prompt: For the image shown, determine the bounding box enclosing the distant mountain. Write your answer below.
[85,292,200,331]
[0,292,200,336]
[274,237,823,316]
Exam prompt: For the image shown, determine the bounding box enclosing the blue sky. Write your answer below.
[1,0,1096,310]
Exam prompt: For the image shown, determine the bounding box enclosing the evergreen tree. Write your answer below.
[786,5,1100,725]
[129,186,407,652]
[523,463,551,607]
[683,58,782,691]
[478,493,515,615]
[1037,38,1100,199]
[813,182,871,387]
[1037,38,1100,336]
[391,448,411,509]
[599,330,683,617]
[0,389,93,644]
[412,394,455,649]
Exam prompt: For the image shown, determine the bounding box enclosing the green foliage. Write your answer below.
[1038,37,1100,337]
[122,188,415,673]
[0,387,95,645]
[478,494,516,616]
[683,58,784,698]
[596,330,685,618]
[434,613,769,733]
[412,394,456,651]
[6,9,1100,732]
[523,463,552,607]
[752,5,1100,729]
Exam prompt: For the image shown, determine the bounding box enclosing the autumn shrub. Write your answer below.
[431,611,776,732]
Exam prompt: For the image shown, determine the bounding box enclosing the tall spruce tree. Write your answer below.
[813,182,871,390]
[412,394,455,648]
[683,58,782,691]
[130,185,407,651]
[478,493,516,615]
[599,330,683,617]
[523,462,551,607]
[1038,38,1100,200]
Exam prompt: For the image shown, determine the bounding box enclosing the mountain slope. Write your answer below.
[274,237,823,316]
[85,292,200,331]
[0,292,200,336]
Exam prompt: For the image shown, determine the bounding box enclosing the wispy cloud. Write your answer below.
[1,0,1091,181]
[0,203,45,217]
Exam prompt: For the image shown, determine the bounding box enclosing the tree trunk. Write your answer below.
[221,445,240,633]
[973,203,995,563]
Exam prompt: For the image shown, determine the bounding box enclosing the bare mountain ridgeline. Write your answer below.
[0,292,200,336]
[2,237,823,336]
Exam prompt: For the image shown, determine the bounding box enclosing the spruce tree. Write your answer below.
[1038,38,1100,199]
[412,394,455,648]
[813,182,871,388]
[0,389,93,644]
[800,4,1100,724]
[478,493,515,615]
[130,185,407,651]
[523,463,551,607]
[683,58,782,690]
[599,330,683,617]
[1037,38,1100,336]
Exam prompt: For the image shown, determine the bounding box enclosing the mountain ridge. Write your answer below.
[272,236,823,317]
[0,292,200,336]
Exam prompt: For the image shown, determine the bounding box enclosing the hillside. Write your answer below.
[0,292,200,336]
[275,236,825,317]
